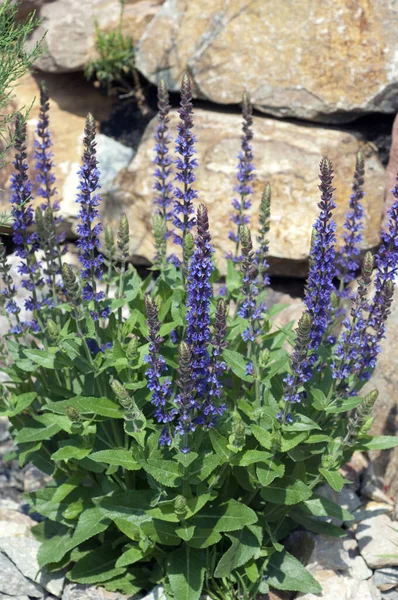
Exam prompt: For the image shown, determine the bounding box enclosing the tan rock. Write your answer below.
[106,108,385,275]
[0,72,112,230]
[136,0,398,123]
[356,513,398,569]
[27,0,164,73]
[296,568,357,600]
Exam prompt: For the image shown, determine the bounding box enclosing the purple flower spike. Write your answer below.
[203,297,228,422]
[283,312,313,405]
[186,204,214,399]
[304,158,337,354]
[144,295,176,443]
[337,152,365,291]
[255,183,271,292]
[228,92,254,261]
[333,252,373,386]
[34,83,57,210]
[76,114,106,317]
[357,186,398,380]
[153,80,173,225]
[172,73,197,251]
[10,115,42,319]
[175,342,196,442]
[238,225,263,342]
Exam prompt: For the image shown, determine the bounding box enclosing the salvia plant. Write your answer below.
[1,73,398,600]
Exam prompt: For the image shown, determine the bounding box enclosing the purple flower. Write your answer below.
[283,312,313,404]
[76,114,106,318]
[186,205,213,398]
[34,83,57,209]
[228,92,254,261]
[336,152,365,292]
[238,225,263,342]
[333,252,373,385]
[202,298,228,421]
[357,188,398,380]
[172,73,197,252]
[304,158,337,353]
[10,115,42,319]
[153,80,173,225]
[144,295,176,439]
[175,342,196,440]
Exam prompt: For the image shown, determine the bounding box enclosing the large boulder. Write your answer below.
[104,108,385,275]
[26,0,165,73]
[136,0,398,123]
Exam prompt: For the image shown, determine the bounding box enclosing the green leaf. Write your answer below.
[260,479,312,505]
[267,550,322,593]
[69,547,125,584]
[214,526,262,578]
[52,441,91,461]
[15,419,62,444]
[256,460,285,487]
[281,432,308,452]
[319,468,347,492]
[175,524,196,542]
[175,452,198,468]
[1,392,37,417]
[325,396,364,414]
[23,348,56,369]
[251,425,273,450]
[191,500,257,532]
[115,546,144,568]
[168,546,206,600]
[187,528,222,549]
[89,449,141,471]
[300,496,354,522]
[283,414,321,432]
[311,389,328,410]
[37,528,73,568]
[159,321,180,337]
[44,396,124,419]
[209,430,230,461]
[96,490,156,525]
[290,510,346,537]
[223,349,252,381]
[235,450,272,467]
[141,458,182,487]
[141,520,181,546]
[226,260,241,293]
[355,435,398,451]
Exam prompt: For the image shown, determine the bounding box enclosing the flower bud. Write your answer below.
[111,379,130,407]
[46,319,59,344]
[259,348,270,368]
[105,224,115,258]
[118,214,129,259]
[174,495,187,515]
[362,251,374,277]
[126,335,139,360]
[66,406,81,423]
[183,232,195,265]
[62,264,81,305]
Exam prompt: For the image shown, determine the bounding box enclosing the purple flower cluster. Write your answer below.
[304,158,337,352]
[10,115,42,331]
[203,298,227,421]
[186,204,214,397]
[153,80,173,225]
[333,252,373,384]
[238,225,262,342]
[357,188,398,380]
[336,153,365,291]
[144,295,175,445]
[283,312,312,405]
[172,73,197,249]
[228,92,254,261]
[34,83,58,211]
[76,114,108,319]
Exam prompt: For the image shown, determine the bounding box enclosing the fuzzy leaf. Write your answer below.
[355,435,398,451]
[68,546,125,584]
[140,458,182,487]
[115,546,144,568]
[256,461,285,487]
[89,449,141,471]
[214,526,262,578]
[319,468,347,492]
[191,500,257,532]
[301,496,354,522]
[267,550,322,593]
[223,349,253,381]
[45,396,124,419]
[251,425,273,449]
[187,528,222,549]
[168,546,206,600]
[324,396,364,414]
[260,479,312,505]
